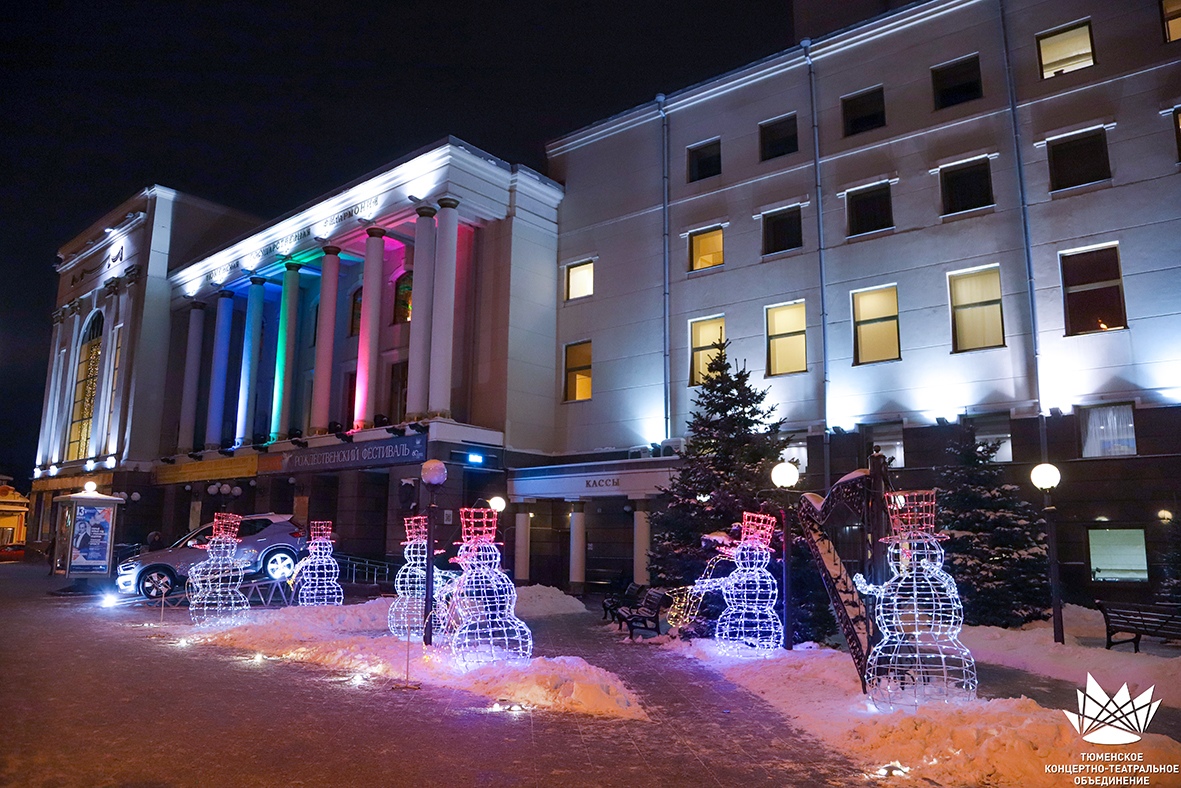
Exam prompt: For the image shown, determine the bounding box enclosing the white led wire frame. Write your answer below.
[694,542,783,656]
[667,554,730,628]
[389,539,429,638]
[448,540,532,668]
[294,539,343,606]
[854,533,977,711]
[188,537,250,627]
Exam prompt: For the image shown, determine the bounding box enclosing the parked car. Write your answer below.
[0,543,25,562]
[116,514,305,598]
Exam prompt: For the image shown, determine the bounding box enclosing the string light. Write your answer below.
[389,516,430,638]
[693,526,783,657]
[189,513,249,627]
[292,520,343,606]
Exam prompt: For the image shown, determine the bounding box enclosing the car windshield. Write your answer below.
[169,525,213,549]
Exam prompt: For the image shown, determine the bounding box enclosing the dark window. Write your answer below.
[846,184,893,236]
[759,115,798,161]
[1174,108,1181,162]
[1165,0,1181,42]
[1047,130,1111,190]
[343,372,356,426]
[348,288,362,336]
[687,140,721,182]
[932,56,983,110]
[1060,246,1127,335]
[941,159,994,214]
[762,208,803,255]
[842,87,886,136]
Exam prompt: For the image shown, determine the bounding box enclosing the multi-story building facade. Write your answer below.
[30,0,1181,601]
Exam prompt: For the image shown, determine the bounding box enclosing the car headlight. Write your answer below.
[118,562,137,574]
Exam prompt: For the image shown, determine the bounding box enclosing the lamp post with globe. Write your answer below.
[1031,462,1063,644]
[770,461,800,649]
[420,459,448,646]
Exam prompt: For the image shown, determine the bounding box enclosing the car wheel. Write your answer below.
[138,567,177,599]
[264,549,296,581]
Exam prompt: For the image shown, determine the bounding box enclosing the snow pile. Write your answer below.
[672,639,1181,787]
[514,584,589,618]
[459,655,647,719]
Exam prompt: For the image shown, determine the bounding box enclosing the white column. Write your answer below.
[514,508,531,584]
[309,246,341,434]
[203,290,235,449]
[632,499,651,586]
[353,228,385,430]
[569,502,586,594]
[234,276,266,446]
[115,266,144,461]
[269,261,301,441]
[405,206,436,420]
[177,301,206,453]
[427,197,459,418]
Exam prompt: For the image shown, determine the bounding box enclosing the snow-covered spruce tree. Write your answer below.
[935,427,1050,628]
[1156,516,1181,603]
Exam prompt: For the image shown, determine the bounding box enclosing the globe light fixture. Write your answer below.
[84,481,98,493]
[421,459,447,487]
[1030,463,1061,492]
[771,461,800,490]
[488,496,507,513]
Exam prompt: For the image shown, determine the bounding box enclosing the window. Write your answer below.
[348,288,363,336]
[1088,529,1148,582]
[1166,0,1181,42]
[388,361,408,423]
[759,115,798,161]
[1037,22,1094,78]
[969,413,1013,463]
[869,423,905,467]
[1047,130,1111,191]
[932,55,983,110]
[766,302,806,375]
[310,304,319,346]
[1173,108,1181,162]
[762,208,803,255]
[1060,245,1126,335]
[846,183,893,236]
[1079,403,1136,458]
[689,227,724,271]
[393,271,412,324]
[949,266,1004,351]
[563,341,592,401]
[566,261,594,300]
[941,159,994,214]
[687,140,721,182]
[782,442,807,473]
[853,286,900,364]
[842,87,886,136]
[67,313,104,461]
[689,317,725,385]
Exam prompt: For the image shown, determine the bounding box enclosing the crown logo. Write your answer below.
[1063,674,1160,745]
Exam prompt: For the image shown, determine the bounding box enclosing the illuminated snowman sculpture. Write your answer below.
[853,490,977,711]
[189,512,250,627]
[291,520,343,606]
[447,506,532,668]
[693,511,784,657]
[388,515,431,637]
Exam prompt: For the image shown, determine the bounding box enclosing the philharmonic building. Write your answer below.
[30,0,1181,599]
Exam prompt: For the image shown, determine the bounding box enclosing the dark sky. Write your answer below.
[0,1,796,488]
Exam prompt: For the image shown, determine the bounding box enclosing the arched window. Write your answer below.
[67,313,104,461]
[349,288,362,336]
[393,271,412,324]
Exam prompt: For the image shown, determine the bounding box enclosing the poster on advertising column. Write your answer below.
[68,504,115,576]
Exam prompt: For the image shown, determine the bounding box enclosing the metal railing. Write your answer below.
[334,554,398,585]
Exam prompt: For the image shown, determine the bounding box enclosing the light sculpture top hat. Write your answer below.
[309,519,333,541]
[459,506,499,544]
[401,514,429,543]
[882,489,944,542]
[720,511,777,557]
[211,512,242,540]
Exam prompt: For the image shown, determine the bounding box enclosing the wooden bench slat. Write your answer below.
[1097,601,1181,652]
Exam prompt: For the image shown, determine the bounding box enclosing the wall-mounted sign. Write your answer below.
[274,434,427,474]
[322,196,380,229]
[585,477,621,489]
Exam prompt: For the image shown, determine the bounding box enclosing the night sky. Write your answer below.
[0,2,796,487]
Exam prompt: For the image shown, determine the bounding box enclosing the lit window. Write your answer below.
[1060,245,1126,335]
[846,183,893,236]
[1088,528,1148,582]
[842,87,886,136]
[759,115,798,161]
[689,228,724,271]
[1079,403,1136,458]
[762,208,803,255]
[687,140,721,182]
[67,313,104,461]
[1166,0,1181,42]
[853,286,900,364]
[869,423,905,468]
[566,261,594,300]
[932,55,983,110]
[766,302,806,375]
[941,159,994,215]
[782,442,808,473]
[689,317,725,386]
[1047,130,1111,191]
[349,288,362,336]
[393,271,412,324]
[1037,22,1094,78]
[969,413,1013,463]
[564,341,592,401]
[949,267,1004,352]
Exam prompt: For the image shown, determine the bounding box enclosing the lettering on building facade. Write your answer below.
[585,477,621,489]
[277,434,427,473]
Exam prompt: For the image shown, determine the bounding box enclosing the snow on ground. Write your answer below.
[513,583,590,618]
[180,593,646,720]
[669,638,1181,787]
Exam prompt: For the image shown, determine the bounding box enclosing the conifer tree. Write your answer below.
[1156,516,1181,603]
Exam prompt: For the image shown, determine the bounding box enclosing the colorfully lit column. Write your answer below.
[514,507,531,584]
[269,261,301,441]
[569,501,586,595]
[405,206,436,420]
[234,276,266,446]
[632,499,650,586]
[203,290,235,449]
[353,228,385,430]
[427,197,459,418]
[177,301,206,453]
[309,246,340,435]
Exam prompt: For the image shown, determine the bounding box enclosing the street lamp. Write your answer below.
[1031,462,1063,645]
[420,459,447,646]
[771,460,800,650]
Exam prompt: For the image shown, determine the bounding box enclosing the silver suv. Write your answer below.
[116,513,306,598]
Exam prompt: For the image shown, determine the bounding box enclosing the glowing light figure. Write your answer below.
[694,539,783,657]
[292,520,343,607]
[853,490,977,711]
[188,513,250,627]
[447,507,532,668]
[389,515,435,637]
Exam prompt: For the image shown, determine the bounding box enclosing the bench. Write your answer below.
[603,582,646,621]
[1096,601,1181,652]
[618,589,670,638]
